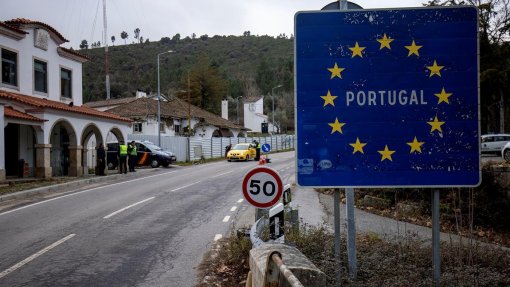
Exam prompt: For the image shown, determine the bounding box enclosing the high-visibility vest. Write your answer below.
[130,145,137,156]
[119,144,128,155]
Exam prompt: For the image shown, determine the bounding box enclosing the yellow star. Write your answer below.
[427,60,444,77]
[321,90,337,107]
[327,63,345,79]
[405,40,422,57]
[427,116,445,133]
[434,87,452,104]
[378,145,395,162]
[407,136,425,153]
[376,33,394,50]
[349,42,365,58]
[350,137,367,154]
[328,117,346,134]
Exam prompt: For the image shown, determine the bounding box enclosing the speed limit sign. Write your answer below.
[242,166,283,209]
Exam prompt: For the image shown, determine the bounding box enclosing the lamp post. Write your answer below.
[157,50,174,146]
[271,84,283,134]
[236,96,242,124]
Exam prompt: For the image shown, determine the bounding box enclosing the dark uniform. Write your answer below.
[254,141,261,161]
[118,143,128,174]
[128,141,137,172]
[96,144,106,176]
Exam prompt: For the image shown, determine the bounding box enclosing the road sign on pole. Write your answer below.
[242,166,284,209]
[261,143,271,153]
[295,6,480,188]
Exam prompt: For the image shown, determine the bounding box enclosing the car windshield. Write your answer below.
[144,143,161,150]
[232,144,249,150]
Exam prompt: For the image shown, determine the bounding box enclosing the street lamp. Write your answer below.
[236,96,242,124]
[157,50,174,146]
[271,84,283,134]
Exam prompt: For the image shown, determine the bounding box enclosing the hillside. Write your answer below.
[81,35,293,103]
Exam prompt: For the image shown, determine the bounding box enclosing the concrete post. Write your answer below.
[0,104,5,181]
[35,144,52,178]
[68,145,83,177]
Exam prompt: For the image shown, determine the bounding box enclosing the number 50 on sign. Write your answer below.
[242,166,284,209]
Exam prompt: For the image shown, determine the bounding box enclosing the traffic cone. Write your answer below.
[259,155,266,165]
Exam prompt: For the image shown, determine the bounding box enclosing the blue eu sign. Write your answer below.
[295,7,480,187]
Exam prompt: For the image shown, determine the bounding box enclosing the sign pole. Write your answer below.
[345,188,357,279]
[334,188,342,287]
[432,189,441,286]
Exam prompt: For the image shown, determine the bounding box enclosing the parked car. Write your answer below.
[140,141,177,162]
[226,143,257,161]
[106,141,173,169]
[481,134,510,155]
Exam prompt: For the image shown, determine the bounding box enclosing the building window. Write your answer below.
[249,103,255,111]
[159,123,166,133]
[133,122,142,133]
[34,59,47,93]
[1,49,18,86]
[174,124,181,134]
[60,68,72,98]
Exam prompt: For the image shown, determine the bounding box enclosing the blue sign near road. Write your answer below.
[261,143,271,153]
[295,7,480,187]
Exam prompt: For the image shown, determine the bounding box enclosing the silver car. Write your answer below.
[481,134,510,155]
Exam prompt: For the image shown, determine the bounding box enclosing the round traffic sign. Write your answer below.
[242,166,283,209]
[261,143,271,153]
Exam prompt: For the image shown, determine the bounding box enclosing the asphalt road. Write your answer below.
[0,152,296,286]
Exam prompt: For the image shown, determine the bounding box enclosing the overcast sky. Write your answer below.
[1,0,426,49]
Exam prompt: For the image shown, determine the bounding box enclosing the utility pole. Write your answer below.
[103,0,110,99]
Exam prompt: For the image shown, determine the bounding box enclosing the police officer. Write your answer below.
[118,141,128,174]
[128,141,137,172]
[254,140,261,161]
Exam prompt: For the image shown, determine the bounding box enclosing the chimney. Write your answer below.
[221,99,228,120]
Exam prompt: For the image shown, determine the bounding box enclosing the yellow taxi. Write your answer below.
[227,143,257,161]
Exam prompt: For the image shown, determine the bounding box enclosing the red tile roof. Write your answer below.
[0,90,131,122]
[58,47,89,62]
[4,106,46,122]
[4,18,68,43]
[0,21,28,35]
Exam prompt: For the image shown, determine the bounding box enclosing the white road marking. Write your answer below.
[103,197,155,219]
[237,199,244,203]
[211,171,234,178]
[214,234,223,241]
[169,181,202,192]
[230,206,237,212]
[0,233,75,279]
[222,216,230,223]
[0,170,178,217]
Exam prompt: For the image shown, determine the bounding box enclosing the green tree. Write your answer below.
[121,31,128,44]
[172,33,181,41]
[134,28,140,41]
[111,35,115,46]
[79,39,88,50]
[179,57,227,114]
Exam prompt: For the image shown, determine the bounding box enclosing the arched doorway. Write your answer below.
[4,123,37,177]
[81,124,104,175]
[212,129,222,137]
[49,120,77,176]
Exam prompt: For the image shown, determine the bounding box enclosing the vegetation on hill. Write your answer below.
[81,33,294,131]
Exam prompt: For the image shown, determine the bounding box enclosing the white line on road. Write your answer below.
[214,234,223,241]
[0,170,178,217]
[0,233,75,279]
[237,199,244,203]
[169,181,202,192]
[222,216,230,223]
[103,197,155,219]
[230,206,237,212]
[211,170,234,178]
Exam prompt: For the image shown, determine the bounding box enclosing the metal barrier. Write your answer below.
[269,252,305,287]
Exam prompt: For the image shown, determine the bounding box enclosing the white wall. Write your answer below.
[243,98,267,133]
[0,28,83,105]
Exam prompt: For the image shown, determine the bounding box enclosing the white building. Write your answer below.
[243,95,273,133]
[0,18,131,180]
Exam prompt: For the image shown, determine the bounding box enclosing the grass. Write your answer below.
[196,224,510,286]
